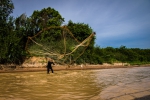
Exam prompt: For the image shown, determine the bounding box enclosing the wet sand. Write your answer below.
[99,67,150,100]
[100,79,150,100]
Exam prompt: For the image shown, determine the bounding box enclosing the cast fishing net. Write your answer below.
[25,26,95,65]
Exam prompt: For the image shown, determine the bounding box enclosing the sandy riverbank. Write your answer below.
[0,64,150,73]
[1,56,149,73]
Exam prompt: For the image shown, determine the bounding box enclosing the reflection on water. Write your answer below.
[0,67,150,100]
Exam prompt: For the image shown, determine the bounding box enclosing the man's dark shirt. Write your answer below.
[47,61,54,68]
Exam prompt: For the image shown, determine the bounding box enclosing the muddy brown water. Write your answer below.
[0,67,150,100]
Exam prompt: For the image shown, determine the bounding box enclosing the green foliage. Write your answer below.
[0,0,14,26]
[31,7,64,30]
[67,20,93,42]
[67,20,96,64]
[0,15,26,64]
[90,45,150,65]
[0,1,65,64]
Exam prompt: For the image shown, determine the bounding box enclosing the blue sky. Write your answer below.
[11,0,150,49]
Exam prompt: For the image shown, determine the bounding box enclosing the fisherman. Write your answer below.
[46,58,55,74]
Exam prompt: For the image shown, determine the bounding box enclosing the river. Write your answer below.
[0,67,150,100]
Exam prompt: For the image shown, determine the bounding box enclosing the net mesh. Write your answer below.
[25,26,95,65]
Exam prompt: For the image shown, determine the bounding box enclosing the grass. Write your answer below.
[129,61,150,66]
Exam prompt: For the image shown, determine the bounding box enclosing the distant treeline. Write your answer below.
[79,46,150,65]
[0,0,150,65]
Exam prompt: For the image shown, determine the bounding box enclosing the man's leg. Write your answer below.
[50,67,54,73]
[47,67,50,74]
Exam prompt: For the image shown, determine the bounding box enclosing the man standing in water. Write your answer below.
[46,58,55,74]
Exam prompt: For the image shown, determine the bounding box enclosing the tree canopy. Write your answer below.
[0,0,14,26]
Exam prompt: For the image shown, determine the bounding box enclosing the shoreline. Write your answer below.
[0,64,150,73]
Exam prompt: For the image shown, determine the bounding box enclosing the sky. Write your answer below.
[11,0,150,49]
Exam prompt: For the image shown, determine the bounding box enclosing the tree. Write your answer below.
[30,7,64,32]
[0,0,15,64]
[0,5,65,64]
[67,20,95,64]
[0,15,26,64]
[67,20,93,41]
[0,0,14,26]
[24,7,65,49]
[92,46,104,64]
[14,7,65,52]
